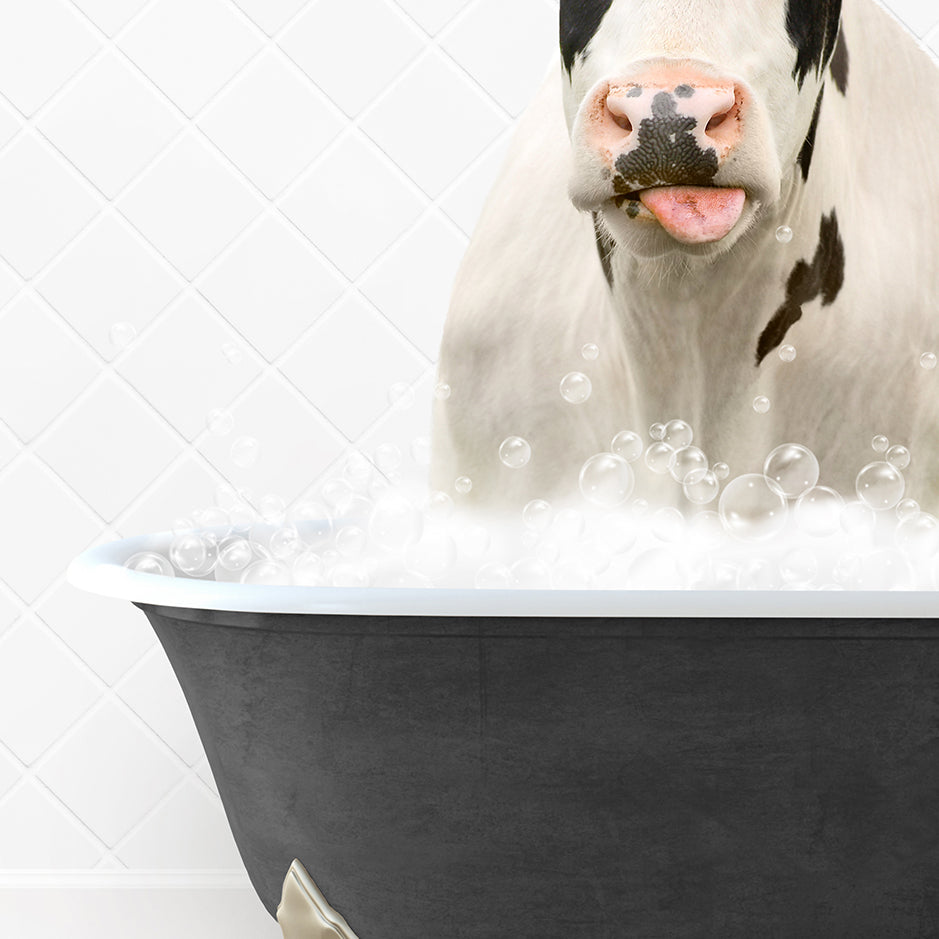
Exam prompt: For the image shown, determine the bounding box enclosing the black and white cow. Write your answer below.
[432,0,939,513]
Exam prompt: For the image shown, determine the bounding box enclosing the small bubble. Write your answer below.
[780,548,818,584]
[840,500,876,536]
[795,486,843,537]
[241,560,291,585]
[752,395,771,414]
[331,564,369,588]
[551,508,585,541]
[511,558,552,588]
[206,408,234,436]
[886,444,911,470]
[499,436,531,469]
[109,321,137,349]
[897,498,920,521]
[169,532,217,576]
[644,441,675,475]
[611,430,643,462]
[388,382,415,408]
[221,341,243,364]
[368,495,423,551]
[335,525,367,558]
[719,474,788,542]
[683,469,719,505]
[871,435,889,453]
[522,499,552,531]
[763,443,819,499]
[434,381,451,400]
[293,550,325,586]
[230,435,260,468]
[649,422,666,440]
[343,451,372,483]
[454,475,473,494]
[712,462,730,480]
[270,525,302,560]
[778,344,797,362]
[662,419,693,449]
[669,446,707,483]
[475,562,513,589]
[424,490,454,521]
[652,506,684,542]
[895,512,939,559]
[217,537,253,572]
[581,342,599,361]
[775,225,793,243]
[856,461,905,510]
[920,352,937,370]
[578,452,635,507]
[559,371,592,404]
[258,493,286,524]
[320,478,353,510]
[373,443,402,475]
[124,551,174,577]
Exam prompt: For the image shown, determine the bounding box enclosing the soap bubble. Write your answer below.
[221,341,243,364]
[331,564,369,588]
[840,500,876,536]
[763,444,819,499]
[775,225,793,243]
[579,452,634,507]
[125,551,174,577]
[169,532,217,576]
[407,529,457,578]
[778,344,797,362]
[499,436,531,468]
[651,506,684,542]
[368,495,423,551]
[920,352,937,370]
[217,537,253,572]
[683,468,719,505]
[424,490,454,521]
[871,435,889,453]
[560,371,592,404]
[669,446,707,483]
[662,419,693,449]
[895,513,939,558]
[719,474,788,541]
[855,461,905,510]
[738,557,781,590]
[712,462,730,480]
[779,548,818,585]
[454,476,473,494]
[320,478,353,511]
[258,493,286,524]
[552,508,586,540]
[291,501,333,546]
[644,441,675,474]
[628,548,685,588]
[206,408,234,436]
[241,560,291,585]
[388,381,415,408]
[689,510,723,549]
[292,550,325,586]
[649,422,666,440]
[752,395,771,413]
[231,436,260,468]
[343,451,373,485]
[522,499,552,531]
[511,558,552,588]
[434,381,451,400]
[896,498,920,521]
[109,321,137,349]
[795,486,843,537]
[373,443,402,476]
[268,525,303,560]
[410,436,432,466]
[475,562,513,589]
[611,430,643,462]
[858,550,913,590]
[886,444,910,470]
[581,342,599,360]
[336,525,367,557]
[461,523,491,560]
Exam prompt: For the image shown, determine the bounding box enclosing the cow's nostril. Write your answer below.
[706,111,728,132]
[611,113,632,133]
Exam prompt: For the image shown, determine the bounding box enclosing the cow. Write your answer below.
[431,0,939,517]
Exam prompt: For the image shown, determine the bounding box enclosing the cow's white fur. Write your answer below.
[432,0,939,513]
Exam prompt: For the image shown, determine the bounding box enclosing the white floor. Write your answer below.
[0,884,282,939]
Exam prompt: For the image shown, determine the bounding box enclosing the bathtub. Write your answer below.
[69,532,939,938]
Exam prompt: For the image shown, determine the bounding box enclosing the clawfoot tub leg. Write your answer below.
[276,859,361,939]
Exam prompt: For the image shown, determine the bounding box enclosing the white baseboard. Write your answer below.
[0,873,282,939]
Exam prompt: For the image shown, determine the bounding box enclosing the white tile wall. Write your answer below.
[0,1,936,937]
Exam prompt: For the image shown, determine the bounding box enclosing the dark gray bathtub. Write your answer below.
[71,535,939,938]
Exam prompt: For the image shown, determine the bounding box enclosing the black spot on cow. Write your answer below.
[786,0,842,90]
[626,85,642,98]
[560,0,615,75]
[797,86,824,182]
[756,210,845,365]
[829,27,849,95]
[613,92,718,191]
[593,212,615,288]
[674,84,694,98]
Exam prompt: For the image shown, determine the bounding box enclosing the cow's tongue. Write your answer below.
[638,186,746,244]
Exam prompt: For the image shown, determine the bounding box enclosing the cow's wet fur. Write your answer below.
[612,91,718,192]
[756,210,845,364]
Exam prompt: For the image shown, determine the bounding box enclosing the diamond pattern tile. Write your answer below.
[0,134,100,278]
[35,212,181,361]
[0,0,101,116]
[39,52,183,198]
[37,700,182,847]
[0,0,931,892]
[281,292,427,438]
[118,131,263,279]
[119,0,263,117]
[199,51,343,198]
[116,295,263,440]
[39,582,155,685]
[280,132,426,279]
[0,617,100,764]
[0,456,100,602]
[199,214,345,360]
[360,49,507,198]
[279,0,424,117]
[35,376,182,521]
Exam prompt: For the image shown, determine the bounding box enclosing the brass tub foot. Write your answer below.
[276,859,360,939]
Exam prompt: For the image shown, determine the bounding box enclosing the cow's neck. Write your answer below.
[604,166,829,443]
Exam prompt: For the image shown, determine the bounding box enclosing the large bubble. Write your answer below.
[499,436,531,468]
[719,474,788,541]
[579,452,635,507]
[856,461,905,510]
[763,444,820,499]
